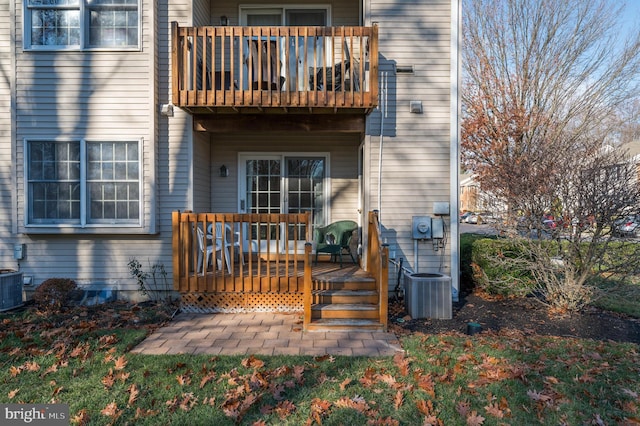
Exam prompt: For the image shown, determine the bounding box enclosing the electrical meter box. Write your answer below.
[431,217,445,239]
[412,216,432,240]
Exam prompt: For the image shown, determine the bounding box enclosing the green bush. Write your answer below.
[460,233,494,293]
[33,278,77,311]
[470,239,536,297]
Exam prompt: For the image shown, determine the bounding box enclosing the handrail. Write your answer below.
[367,210,389,331]
[172,211,311,294]
[303,242,312,331]
[171,22,378,110]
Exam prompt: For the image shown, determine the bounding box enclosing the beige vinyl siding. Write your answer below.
[155,0,194,276]
[0,0,13,267]
[210,133,360,224]
[7,0,174,292]
[365,0,454,277]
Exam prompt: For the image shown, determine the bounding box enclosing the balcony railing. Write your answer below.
[171,23,378,113]
[366,210,389,331]
[172,211,311,296]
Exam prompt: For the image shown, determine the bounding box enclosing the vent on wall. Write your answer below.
[396,65,414,74]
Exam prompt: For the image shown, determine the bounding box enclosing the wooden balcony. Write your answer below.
[172,211,388,331]
[171,23,379,117]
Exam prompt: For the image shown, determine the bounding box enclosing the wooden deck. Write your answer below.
[173,211,388,331]
[171,23,378,115]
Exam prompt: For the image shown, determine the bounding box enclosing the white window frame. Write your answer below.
[23,0,141,51]
[237,152,331,224]
[239,4,331,26]
[24,138,143,228]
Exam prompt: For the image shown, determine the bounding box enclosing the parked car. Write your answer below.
[614,215,639,237]
[460,211,474,223]
[467,211,496,224]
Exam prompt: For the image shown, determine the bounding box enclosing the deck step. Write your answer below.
[312,280,377,291]
[312,289,378,304]
[305,318,385,332]
[311,303,379,320]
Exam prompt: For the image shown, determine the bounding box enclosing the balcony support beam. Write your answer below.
[194,114,366,134]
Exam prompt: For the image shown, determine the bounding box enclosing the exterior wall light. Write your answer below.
[220,16,229,26]
[220,165,229,177]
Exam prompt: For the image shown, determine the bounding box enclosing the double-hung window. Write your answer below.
[25,0,139,50]
[26,139,141,227]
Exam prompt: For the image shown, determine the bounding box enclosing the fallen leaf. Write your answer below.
[340,378,352,391]
[176,374,191,386]
[134,407,158,419]
[413,400,432,417]
[394,352,410,376]
[71,409,90,425]
[456,400,471,418]
[102,370,116,389]
[274,400,296,419]
[334,396,369,413]
[394,390,404,410]
[8,389,19,399]
[41,364,59,377]
[484,402,504,418]
[242,355,265,369]
[113,355,128,370]
[293,365,305,384]
[179,392,198,411]
[127,384,140,406]
[100,402,122,419]
[200,371,216,389]
[9,366,22,377]
[369,416,400,425]
[466,410,485,425]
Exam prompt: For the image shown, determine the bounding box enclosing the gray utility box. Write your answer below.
[404,272,452,319]
[0,270,23,312]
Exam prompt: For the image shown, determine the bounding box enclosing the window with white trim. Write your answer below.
[240,6,330,26]
[24,0,139,50]
[26,139,141,226]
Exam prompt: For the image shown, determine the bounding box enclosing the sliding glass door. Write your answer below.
[239,154,327,250]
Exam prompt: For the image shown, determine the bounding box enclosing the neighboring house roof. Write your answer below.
[624,140,640,163]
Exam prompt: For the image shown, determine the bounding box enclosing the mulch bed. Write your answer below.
[388,291,640,344]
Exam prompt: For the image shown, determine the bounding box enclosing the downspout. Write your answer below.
[377,71,387,218]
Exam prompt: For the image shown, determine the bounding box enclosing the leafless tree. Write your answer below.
[462,0,640,312]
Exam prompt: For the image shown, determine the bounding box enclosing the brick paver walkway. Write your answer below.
[130,312,403,356]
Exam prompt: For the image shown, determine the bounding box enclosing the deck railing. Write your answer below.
[171,22,378,111]
[172,211,311,295]
[367,210,389,331]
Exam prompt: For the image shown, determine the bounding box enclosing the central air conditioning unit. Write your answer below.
[404,272,452,319]
[0,270,23,312]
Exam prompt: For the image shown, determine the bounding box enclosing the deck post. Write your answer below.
[303,242,312,331]
[172,211,181,291]
[380,244,389,331]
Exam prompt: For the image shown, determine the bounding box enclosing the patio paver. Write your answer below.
[130,312,403,357]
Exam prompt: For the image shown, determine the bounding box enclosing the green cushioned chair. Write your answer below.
[314,220,358,267]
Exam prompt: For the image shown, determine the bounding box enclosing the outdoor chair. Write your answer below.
[314,220,358,267]
[196,226,222,275]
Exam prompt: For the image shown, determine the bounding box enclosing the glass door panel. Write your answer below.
[240,155,327,253]
[245,158,281,242]
[286,158,325,237]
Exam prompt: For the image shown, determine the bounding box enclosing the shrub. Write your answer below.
[470,238,536,297]
[33,278,77,311]
[460,233,495,293]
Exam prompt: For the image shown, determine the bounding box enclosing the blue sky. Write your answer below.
[620,1,640,38]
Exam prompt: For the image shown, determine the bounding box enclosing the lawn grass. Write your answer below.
[593,276,640,317]
[1,305,639,425]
